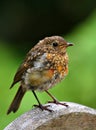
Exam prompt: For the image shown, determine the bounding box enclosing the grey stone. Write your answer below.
[4,102,96,130]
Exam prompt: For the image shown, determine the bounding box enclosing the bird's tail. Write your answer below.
[7,86,26,114]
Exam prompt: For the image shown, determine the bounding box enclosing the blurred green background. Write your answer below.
[0,1,96,129]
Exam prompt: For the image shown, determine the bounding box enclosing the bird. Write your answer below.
[7,36,73,114]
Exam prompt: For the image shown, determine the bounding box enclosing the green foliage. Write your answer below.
[0,11,96,129]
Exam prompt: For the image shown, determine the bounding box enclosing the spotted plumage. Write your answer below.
[7,36,73,114]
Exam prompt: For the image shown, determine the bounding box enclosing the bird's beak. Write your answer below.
[66,42,74,47]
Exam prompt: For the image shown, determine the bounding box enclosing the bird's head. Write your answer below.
[38,36,73,54]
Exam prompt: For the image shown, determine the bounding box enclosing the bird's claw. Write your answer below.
[33,104,53,112]
[48,100,68,107]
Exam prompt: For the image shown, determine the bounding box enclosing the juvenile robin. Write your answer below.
[7,36,73,114]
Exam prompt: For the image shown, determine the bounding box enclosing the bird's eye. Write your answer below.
[52,42,58,47]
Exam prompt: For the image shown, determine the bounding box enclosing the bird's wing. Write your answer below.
[10,49,35,88]
[10,44,55,89]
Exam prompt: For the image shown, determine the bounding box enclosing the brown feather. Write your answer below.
[7,86,26,114]
[10,62,30,89]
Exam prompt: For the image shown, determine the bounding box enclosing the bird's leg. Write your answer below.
[32,90,53,112]
[45,90,68,107]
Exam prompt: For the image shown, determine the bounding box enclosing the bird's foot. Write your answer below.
[48,99,68,107]
[33,104,53,112]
